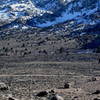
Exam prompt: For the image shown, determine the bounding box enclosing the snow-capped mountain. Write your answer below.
[0,0,100,29]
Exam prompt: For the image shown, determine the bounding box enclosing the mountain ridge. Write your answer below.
[0,0,100,29]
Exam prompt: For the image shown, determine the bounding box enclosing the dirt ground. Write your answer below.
[0,28,100,100]
[0,57,100,100]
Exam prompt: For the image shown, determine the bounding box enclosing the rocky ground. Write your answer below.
[0,32,100,100]
[0,18,100,100]
[0,59,100,100]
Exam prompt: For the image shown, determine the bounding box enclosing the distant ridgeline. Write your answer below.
[0,0,100,29]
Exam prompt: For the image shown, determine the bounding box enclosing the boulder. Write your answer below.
[48,90,64,100]
[8,97,15,100]
[36,91,48,97]
[92,90,100,94]
[50,94,64,100]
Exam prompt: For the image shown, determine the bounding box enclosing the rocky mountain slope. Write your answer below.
[0,0,100,29]
[0,0,100,53]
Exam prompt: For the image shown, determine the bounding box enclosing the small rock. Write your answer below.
[36,91,48,97]
[48,90,64,100]
[50,94,64,100]
[91,77,97,81]
[72,96,79,100]
[0,82,8,91]
[73,96,78,99]
[88,77,97,82]
[49,90,55,94]
[8,97,15,100]
[87,77,97,82]
[51,96,58,100]
[92,90,100,94]
[64,83,70,89]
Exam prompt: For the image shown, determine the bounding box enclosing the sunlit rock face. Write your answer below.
[0,0,99,29]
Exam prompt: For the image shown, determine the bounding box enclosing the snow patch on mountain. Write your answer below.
[37,4,98,27]
[10,2,53,15]
[0,0,53,24]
